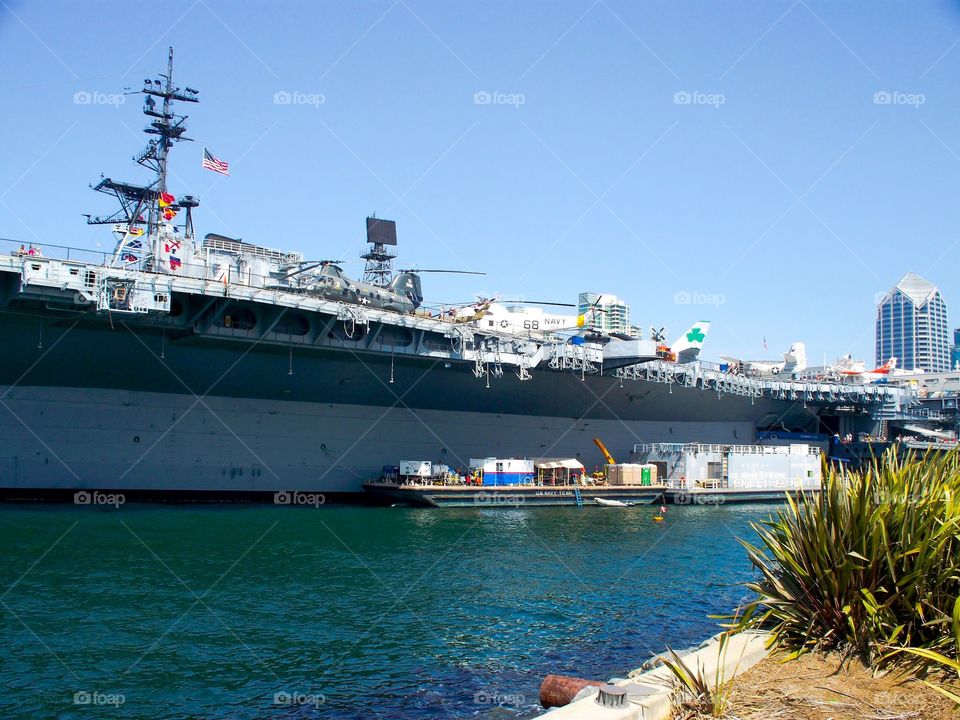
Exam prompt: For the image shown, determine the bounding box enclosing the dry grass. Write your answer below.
[679,650,959,720]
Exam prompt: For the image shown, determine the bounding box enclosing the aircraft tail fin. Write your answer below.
[783,342,807,373]
[672,322,710,363]
[388,272,423,308]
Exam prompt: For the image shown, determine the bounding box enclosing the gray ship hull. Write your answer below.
[0,383,760,497]
[0,312,800,498]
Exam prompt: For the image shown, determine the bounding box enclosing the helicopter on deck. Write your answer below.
[275,217,482,314]
[284,260,426,313]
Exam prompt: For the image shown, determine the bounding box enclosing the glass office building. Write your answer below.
[578,292,640,337]
[875,273,950,372]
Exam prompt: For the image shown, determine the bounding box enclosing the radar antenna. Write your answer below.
[361,216,398,286]
[86,47,199,269]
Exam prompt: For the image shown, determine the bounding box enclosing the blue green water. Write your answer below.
[0,504,774,719]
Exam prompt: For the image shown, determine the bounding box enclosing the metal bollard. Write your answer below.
[595,683,627,708]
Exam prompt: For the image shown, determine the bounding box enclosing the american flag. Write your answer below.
[202,148,230,175]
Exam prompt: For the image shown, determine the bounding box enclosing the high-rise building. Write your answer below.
[578,292,640,337]
[952,328,960,371]
[875,273,950,372]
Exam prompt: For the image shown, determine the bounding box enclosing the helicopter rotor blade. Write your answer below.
[283,259,349,279]
[502,300,577,307]
[400,268,486,275]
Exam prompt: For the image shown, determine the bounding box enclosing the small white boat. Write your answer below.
[594,497,633,507]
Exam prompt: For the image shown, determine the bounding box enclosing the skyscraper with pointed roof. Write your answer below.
[875,272,949,372]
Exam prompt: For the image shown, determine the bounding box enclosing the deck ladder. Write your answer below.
[572,480,583,508]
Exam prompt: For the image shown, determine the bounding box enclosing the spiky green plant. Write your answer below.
[734,448,960,671]
[662,632,737,717]
[882,596,960,702]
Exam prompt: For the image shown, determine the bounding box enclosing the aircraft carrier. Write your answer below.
[0,50,912,500]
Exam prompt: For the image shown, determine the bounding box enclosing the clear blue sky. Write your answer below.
[2,0,960,365]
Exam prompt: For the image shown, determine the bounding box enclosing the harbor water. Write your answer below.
[1,503,774,719]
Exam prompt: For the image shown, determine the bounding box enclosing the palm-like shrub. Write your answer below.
[735,448,960,670]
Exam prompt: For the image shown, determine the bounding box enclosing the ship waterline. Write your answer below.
[0,382,761,497]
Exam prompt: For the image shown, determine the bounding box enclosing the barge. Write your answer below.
[361,481,666,508]
[362,457,666,507]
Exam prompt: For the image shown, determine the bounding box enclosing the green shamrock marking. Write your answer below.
[686,327,705,343]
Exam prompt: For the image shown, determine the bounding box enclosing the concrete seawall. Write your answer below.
[536,630,770,719]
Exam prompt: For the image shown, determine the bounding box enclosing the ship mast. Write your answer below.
[87,47,199,269]
[158,48,174,197]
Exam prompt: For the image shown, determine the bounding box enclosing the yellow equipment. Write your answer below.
[592,437,616,465]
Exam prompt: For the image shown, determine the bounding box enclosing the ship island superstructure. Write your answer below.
[0,49,926,500]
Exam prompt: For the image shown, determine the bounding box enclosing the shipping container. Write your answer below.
[606,463,653,485]
[606,464,622,485]
[472,458,535,486]
[400,461,433,477]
